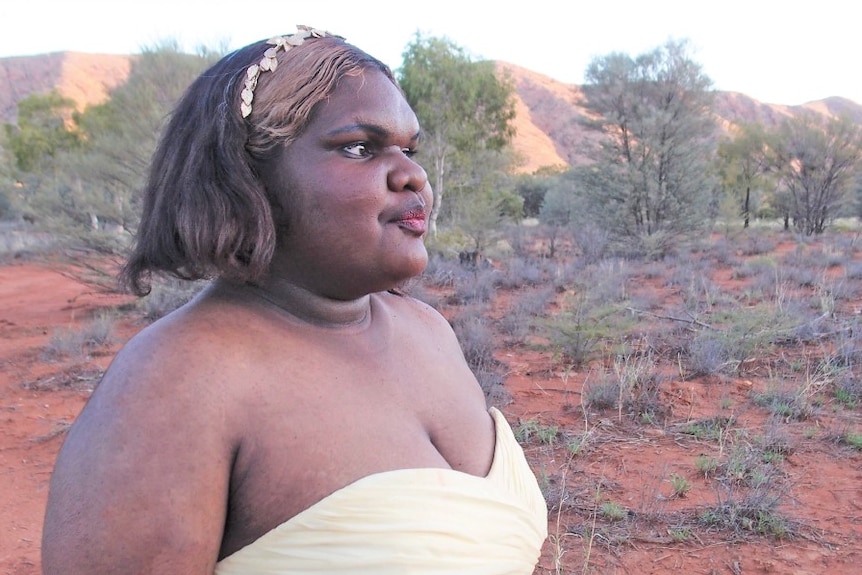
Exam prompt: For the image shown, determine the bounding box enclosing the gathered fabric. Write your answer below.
[215,407,548,574]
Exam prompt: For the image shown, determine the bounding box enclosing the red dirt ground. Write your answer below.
[1,256,860,574]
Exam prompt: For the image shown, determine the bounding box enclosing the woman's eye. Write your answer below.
[343,143,371,157]
[402,148,418,158]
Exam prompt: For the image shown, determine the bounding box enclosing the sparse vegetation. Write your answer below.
[5,34,862,575]
[406,226,861,571]
[14,224,862,574]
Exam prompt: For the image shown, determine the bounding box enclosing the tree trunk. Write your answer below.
[428,155,445,238]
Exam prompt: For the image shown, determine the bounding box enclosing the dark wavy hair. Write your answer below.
[120,33,396,296]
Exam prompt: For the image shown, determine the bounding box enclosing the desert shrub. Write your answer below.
[700,440,792,539]
[843,261,862,280]
[694,454,719,478]
[732,255,777,281]
[686,303,804,375]
[497,286,554,342]
[0,221,57,258]
[513,418,559,446]
[613,349,667,420]
[599,501,627,521]
[700,494,790,539]
[842,431,862,450]
[543,296,636,368]
[573,223,609,265]
[421,253,465,288]
[833,371,862,408]
[739,233,777,256]
[636,260,668,280]
[42,310,116,360]
[755,427,794,468]
[752,385,812,421]
[449,267,499,305]
[404,281,442,310]
[583,374,619,411]
[669,473,690,498]
[43,327,88,360]
[709,237,739,266]
[680,416,735,442]
[627,288,664,312]
[665,261,698,289]
[580,258,632,305]
[781,264,820,289]
[500,222,530,257]
[450,310,507,403]
[451,309,495,367]
[812,245,849,268]
[139,277,206,320]
[497,256,545,289]
[82,310,116,345]
[679,272,725,312]
[830,317,862,367]
[686,332,733,375]
[548,257,584,291]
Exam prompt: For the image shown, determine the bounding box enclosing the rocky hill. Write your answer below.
[3,52,860,175]
[498,61,862,174]
[0,52,131,123]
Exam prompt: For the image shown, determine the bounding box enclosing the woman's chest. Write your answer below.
[218,358,488,557]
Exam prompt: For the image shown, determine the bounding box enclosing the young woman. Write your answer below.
[41,26,547,574]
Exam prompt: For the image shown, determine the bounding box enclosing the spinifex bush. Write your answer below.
[613,348,667,420]
[686,301,803,375]
[449,267,499,305]
[543,301,636,368]
[42,310,116,360]
[583,372,619,411]
[450,309,507,403]
[140,277,206,320]
[497,286,554,343]
[497,256,545,289]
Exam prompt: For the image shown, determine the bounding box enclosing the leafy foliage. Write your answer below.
[580,39,718,255]
[715,122,773,227]
[5,43,221,253]
[766,112,862,235]
[398,34,518,238]
[4,91,82,172]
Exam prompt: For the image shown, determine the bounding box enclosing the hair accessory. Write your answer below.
[240,25,336,118]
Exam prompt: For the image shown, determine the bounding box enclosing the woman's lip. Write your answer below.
[394,208,427,235]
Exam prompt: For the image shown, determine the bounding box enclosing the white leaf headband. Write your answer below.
[240,25,336,118]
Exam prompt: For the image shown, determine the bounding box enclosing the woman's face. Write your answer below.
[261,69,432,299]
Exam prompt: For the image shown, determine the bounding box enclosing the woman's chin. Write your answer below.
[386,250,428,287]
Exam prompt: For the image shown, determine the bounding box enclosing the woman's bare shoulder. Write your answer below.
[378,290,453,329]
[94,291,270,414]
[42,295,242,575]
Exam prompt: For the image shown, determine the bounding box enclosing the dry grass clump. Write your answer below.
[42,310,116,361]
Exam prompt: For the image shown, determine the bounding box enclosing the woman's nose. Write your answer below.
[388,151,428,194]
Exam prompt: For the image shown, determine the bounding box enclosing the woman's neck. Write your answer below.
[219,277,372,330]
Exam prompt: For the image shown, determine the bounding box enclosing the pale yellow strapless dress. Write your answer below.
[215,407,548,574]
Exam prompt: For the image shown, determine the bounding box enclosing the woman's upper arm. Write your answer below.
[42,339,234,575]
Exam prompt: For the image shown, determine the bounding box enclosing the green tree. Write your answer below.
[766,112,862,235]
[538,172,579,258]
[581,39,717,255]
[454,150,523,253]
[715,122,771,228]
[398,33,517,237]
[3,91,81,173]
[22,42,220,251]
[514,169,564,218]
[72,42,219,236]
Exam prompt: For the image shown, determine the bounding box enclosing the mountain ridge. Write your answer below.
[3,52,860,175]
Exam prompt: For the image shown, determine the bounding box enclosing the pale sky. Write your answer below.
[0,0,857,106]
